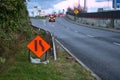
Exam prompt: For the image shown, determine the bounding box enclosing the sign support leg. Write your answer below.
[28,49,31,62]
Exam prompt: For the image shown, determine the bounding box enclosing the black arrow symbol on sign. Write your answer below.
[39,40,44,51]
[34,40,45,52]
[34,40,37,51]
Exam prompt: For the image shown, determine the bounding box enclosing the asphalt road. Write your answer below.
[31,17,120,80]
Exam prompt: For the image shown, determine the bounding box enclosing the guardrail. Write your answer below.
[29,25,57,63]
[66,10,120,19]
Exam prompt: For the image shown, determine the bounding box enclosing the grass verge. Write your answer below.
[0,38,96,80]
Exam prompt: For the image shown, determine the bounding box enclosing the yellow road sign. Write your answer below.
[74,9,79,14]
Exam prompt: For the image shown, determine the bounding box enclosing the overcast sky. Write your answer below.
[26,0,113,16]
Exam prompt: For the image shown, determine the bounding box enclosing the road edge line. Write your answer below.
[55,39,101,80]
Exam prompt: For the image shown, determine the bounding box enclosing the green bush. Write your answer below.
[0,0,32,40]
[0,0,33,56]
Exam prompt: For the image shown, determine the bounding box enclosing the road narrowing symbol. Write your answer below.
[27,36,51,58]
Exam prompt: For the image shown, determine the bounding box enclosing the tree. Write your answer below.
[67,7,73,12]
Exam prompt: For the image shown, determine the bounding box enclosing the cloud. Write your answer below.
[87,0,112,12]
[27,0,113,16]
[27,2,39,9]
[27,0,67,9]
[53,1,68,10]
[44,8,53,14]
[53,0,112,12]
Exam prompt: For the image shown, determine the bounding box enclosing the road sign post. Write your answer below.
[74,9,79,21]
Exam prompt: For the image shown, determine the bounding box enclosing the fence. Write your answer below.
[28,25,57,63]
[66,10,120,19]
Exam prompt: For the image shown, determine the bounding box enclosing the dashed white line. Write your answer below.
[113,42,120,46]
[87,35,95,37]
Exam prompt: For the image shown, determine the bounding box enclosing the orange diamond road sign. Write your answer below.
[74,9,79,14]
[27,35,51,58]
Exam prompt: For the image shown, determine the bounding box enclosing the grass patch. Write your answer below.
[0,40,95,80]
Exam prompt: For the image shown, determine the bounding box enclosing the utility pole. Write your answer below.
[108,0,109,9]
[114,0,117,10]
[78,0,80,5]
[78,0,80,9]
[84,0,87,12]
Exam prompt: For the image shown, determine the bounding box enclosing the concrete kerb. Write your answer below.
[55,39,101,80]
[64,16,120,33]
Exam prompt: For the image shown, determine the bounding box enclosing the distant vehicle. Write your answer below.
[48,15,55,22]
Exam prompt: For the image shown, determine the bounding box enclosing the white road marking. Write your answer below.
[75,30,78,33]
[113,42,120,46]
[87,35,95,37]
